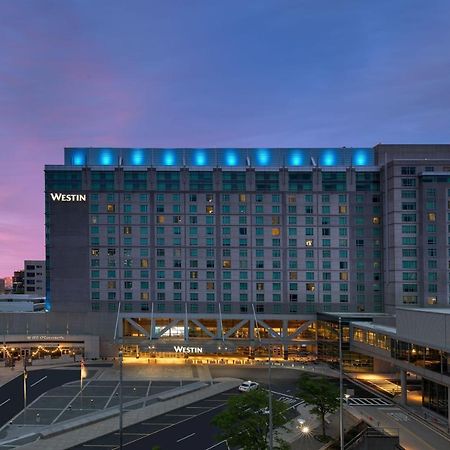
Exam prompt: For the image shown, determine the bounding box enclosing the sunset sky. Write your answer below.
[1,0,450,277]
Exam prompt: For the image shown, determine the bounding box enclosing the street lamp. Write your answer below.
[339,316,344,450]
[23,356,28,424]
[119,349,123,450]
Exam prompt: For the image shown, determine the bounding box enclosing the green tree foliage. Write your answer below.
[297,373,340,438]
[212,388,288,450]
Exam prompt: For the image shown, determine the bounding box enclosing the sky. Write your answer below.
[1,0,450,277]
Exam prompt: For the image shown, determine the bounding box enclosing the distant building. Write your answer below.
[0,294,45,312]
[12,270,24,294]
[0,279,5,294]
[24,260,46,295]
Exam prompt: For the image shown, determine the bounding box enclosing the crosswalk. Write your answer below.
[347,397,392,406]
[271,391,392,409]
[274,393,305,409]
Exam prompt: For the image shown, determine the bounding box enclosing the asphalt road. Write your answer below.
[69,390,232,450]
[209,365,377,398]
[0,368,92,426]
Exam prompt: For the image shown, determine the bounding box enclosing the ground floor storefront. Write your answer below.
[0,334,99,366]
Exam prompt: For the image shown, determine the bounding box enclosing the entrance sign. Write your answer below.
[173,345,203,354]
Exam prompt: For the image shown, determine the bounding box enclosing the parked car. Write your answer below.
[238,380,259,392]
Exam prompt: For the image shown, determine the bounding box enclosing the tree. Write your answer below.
[296,373,339,438]
[212,388,288,450]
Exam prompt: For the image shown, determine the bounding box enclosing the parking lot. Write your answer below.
[68,388,301,450]
[9,378,198,427]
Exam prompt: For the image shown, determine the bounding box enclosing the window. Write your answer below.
[401,167,416,175]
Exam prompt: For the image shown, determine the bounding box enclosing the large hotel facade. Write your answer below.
[42,145,450,356]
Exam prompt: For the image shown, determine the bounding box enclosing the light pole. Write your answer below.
[23,356,28,424]
[339,316,344,450]
[119,349,123,450]
[268,344,273,450]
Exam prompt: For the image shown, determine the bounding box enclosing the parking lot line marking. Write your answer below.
[104,383,119,409]
[176,432,195,442]
[30,376,48,387]
[205,440,229,450]
[0,399,11,407]
[165,414,194,417]
[141,422,173,426]
[186,406,215,409]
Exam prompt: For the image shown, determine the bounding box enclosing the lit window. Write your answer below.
[223,260,231,268]
[305,239,313,247]
[289,272,297,280]
[428,212,436,221]
[91,248,99,256]
[206,193,214,203]
[256,282,264,291]
[372,217,380,225]
[272,228,280,236]
[206,205,214,214]
[190,271,198,279]
[123,226,132,234]
[107,204,115,212]
[339,205,347,214]
[427,296,437,305]
[340,272,348,281]
[306,283,315,291]
[239,194,246,202]
[156,215,165,224]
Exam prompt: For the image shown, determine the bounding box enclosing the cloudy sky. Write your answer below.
[1,0,450,277]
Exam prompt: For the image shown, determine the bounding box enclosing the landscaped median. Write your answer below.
[2,378,243,450]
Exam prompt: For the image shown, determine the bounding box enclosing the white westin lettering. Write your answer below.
[173,345,203,354]
[50,193,86,202]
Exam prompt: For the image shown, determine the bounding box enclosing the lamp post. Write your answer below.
[339,316,344,450]
[268,343,273,450]
[23,356,28,424]
[119,349,123,450]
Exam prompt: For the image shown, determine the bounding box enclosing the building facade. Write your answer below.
[44,145,450,357]
[23,260,46,295]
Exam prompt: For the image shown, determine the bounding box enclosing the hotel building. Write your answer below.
[41,145,449,353]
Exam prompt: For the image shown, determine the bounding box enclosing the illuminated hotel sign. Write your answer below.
[173,345,203,354]
[50,193,86,202]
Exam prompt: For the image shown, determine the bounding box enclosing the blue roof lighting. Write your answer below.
[321,150,336,166]
[163,150,175,166]
[72,151,85,166]
[256,148,270,165]
[224,149,238,166]
[100,150,113,165]
[289,150,304,166]
[353,149,368,166]
[194,149,207,166]
[131,149,144,165]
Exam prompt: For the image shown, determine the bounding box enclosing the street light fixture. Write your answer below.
[339,316,344,450]
[119,349,123,450]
